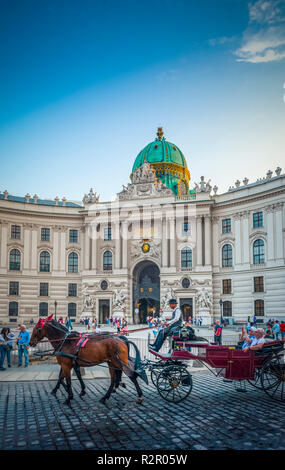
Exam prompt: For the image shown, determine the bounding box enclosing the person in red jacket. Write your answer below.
[280,320,285,340]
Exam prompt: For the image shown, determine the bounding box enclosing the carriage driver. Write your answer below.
[149,299,182,352]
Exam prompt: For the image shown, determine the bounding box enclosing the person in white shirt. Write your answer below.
[242,328,265,353]
[149,299,182,352]
[95,325,101,334]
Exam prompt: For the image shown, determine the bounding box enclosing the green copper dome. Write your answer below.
[131,128,191,195]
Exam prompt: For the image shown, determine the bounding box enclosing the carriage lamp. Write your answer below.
[54,300,57,321]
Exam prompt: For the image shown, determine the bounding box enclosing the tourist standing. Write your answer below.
[273,320,280,340]
[213,320,223,345]
[280,320,285,340]
[17,325,30,368]
[0,328,15,370]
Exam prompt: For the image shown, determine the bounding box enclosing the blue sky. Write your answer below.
[0,0,284,201]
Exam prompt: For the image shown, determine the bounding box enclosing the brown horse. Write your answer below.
[29,316,147,406]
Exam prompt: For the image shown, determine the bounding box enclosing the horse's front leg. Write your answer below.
[51,367,68,396]
[74,362,86,398]
[61,363,74,407]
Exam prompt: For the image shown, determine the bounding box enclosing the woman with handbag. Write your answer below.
[0,328,15,370]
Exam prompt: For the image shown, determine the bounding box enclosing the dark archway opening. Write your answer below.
[132,260,160,324]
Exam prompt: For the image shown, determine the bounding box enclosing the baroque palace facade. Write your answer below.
[0,128,285,325]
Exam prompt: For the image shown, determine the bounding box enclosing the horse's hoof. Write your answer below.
[51,389,57,396]
[64,399,72,407]
[136,397,143,405]
[99,398,106,405]
[112,389,116,393]
[120,382,126,389]
[79,390,86,397]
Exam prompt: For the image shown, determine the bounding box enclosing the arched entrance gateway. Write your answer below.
[132,260,160,324]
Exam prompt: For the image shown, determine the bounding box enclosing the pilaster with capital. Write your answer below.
[204,215,211,266]
[196,216,202,267]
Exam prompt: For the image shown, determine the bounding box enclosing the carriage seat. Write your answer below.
[254,341,284,356]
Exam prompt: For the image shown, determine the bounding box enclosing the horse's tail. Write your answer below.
[118,336,148,385]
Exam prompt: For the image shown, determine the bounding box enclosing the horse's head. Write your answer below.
[29,314,53,347]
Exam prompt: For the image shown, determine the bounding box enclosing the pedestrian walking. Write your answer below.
[0,328,15,370]
[16,325,30,368]
[273,320,280,340]
[213,320,223,345]
[280,320,285,340]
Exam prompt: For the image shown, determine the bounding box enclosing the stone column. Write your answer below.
[266,207,274,261]
[60,230,66,271]
[0,223,8,269]
[242,213,250,264]
[204,215,211,266]
[196,216,202,267]
[31,230,37,270]
[169,217,176,267]
[275,203,284,261]
[23,227,30,270]
[162,215,168,267]
[84,225,90,270]
[115,222,121,269]
[122,221,128,269]
[234,214,242,265]
[212,217,219,267]
[91,224,97,270]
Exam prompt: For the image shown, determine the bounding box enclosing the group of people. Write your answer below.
[0,324,31,371]
[57,316,73,330]
[111,317,128,334]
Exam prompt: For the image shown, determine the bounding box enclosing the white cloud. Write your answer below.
[249,0,285,24]
[234,0,285,63]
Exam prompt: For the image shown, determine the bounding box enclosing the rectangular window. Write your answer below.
[222,279,231,294]
[255,299,264,316]
[254,277,264,293]
[40,283,49,297]
[69,230,78,243]
[68,283,77,297]
[182,222,191,236]
[253,212,263,228]
[41,228,50,241]
[104,227,112,241]
[222,219,231,234]
[9,282,19,296]
[11,225,21,239]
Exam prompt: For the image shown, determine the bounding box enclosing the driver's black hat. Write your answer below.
[169,299,177,304]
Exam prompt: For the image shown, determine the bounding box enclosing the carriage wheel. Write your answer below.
[151,368,160,387]
[247,368,263,389]
[156,365,193,403]
[260,354,285,402]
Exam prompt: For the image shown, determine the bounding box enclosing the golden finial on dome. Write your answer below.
[156,127,164,140]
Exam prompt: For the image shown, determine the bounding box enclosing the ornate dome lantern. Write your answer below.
[131,128,191,196]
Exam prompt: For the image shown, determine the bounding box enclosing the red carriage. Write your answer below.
[144,335,285,403]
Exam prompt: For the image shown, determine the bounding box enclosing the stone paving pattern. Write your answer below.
[0,370,284,451]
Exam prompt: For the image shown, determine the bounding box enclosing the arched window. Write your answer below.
[39,302,48,316]
[9,249,21,271]
[181,248,192,268]
[223,301,232,317]
[254,299,264,316]
[222,244,232,267]
[103,251,112,270]
[9,301,18,316]
[253,239,265,264]
[40,251,50,272]
[68,303,77,317]
[68,252,78,273]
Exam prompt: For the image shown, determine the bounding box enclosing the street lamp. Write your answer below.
[219,298,223,323]
[54,300,57,321]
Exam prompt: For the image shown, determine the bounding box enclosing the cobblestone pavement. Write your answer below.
[0,370,284,451]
